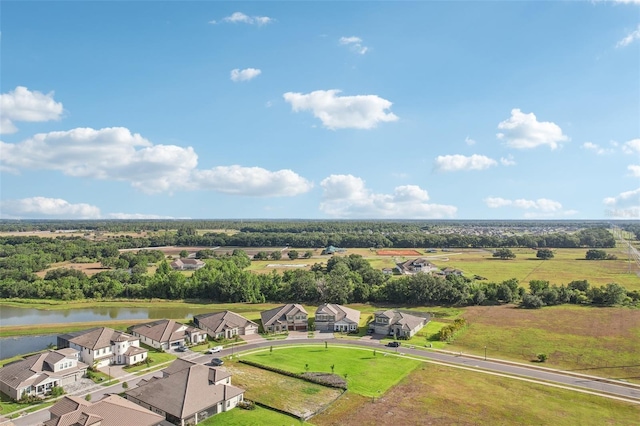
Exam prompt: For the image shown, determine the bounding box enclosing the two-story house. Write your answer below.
[0,348,87,401]
[397,258,438,274]
[368,310,430,338]
[58,327,147,368]
[193,311,259,340]
[260,304,308,333]
[129,319,206,350]
[314,303,361,333]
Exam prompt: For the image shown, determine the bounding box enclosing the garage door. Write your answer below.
[295,325,307,331]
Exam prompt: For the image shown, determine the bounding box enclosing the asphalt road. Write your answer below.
[14,337,640,425]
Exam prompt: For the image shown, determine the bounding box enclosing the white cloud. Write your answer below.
[0,197,101,219]
[500,155,517,166]
[339,36,368,54]
[230,68,262,82]
[603,187,640,206]
[320,174,456,218]
[0,127,313,197]
[582,141,614,155]
[610,0,640,4]
[465,136,476,146]
[0,86,64,134]
[497,108,569,149]
[484,197,563,212]
[191,165,313,197]
[623,138,640,154]
[434,154,498,172]
[283,90,398,130]
[219,12,273,25]
[628,164,640,177]
[616,24,640,48]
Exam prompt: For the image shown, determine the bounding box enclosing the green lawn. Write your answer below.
[123,350,176,373]
[241,346,421,397]
[199,406,308,426]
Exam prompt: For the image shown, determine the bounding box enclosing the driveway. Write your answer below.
[286,331,310,339]
[239,333,266,343]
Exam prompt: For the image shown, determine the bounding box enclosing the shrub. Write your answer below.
[537,353,548,363]
[238,400,256,410]
[85,394,92,401]
[50,386,65,398]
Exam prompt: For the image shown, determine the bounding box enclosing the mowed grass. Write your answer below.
[427,247,640,290]
[448,304,640,382]
[225,361,343,418]
[199,405,308,426]
[241,346,421,397]
[312,364,640,426]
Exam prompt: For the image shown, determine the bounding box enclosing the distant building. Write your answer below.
[170,259,205,270]
[321,246,347,255]
[397,258,438,274]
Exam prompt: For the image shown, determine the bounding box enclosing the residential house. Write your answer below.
[260,304,308,333]
[129,319,206,350]
[321,246,346,255]
[58,327,147,368]
[193,311,259,339]
[0,348,87,401]
[381,267,395,275]
[441,267,464,276]
[368,310,430,338]
[45,394,164,426]
[397,258,438,274]
[314,303,361,333]
[125,359,244,425]
[170,259,205,271]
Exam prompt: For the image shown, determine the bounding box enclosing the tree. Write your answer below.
[179,250,189,259]
[253,251,269,260]
[537,353,548,362]
[287,250,299,260]
[303,250,313,259]
[585,249,607,260]
[269,251,282,261]
[536,249,554,260]
[521,293,544,309]
[601,283,626,306]
[493,248,516,260]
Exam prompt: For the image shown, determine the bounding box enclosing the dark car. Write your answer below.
[387,341,401,348]
[176,346,188,352]
[210,358,224,366]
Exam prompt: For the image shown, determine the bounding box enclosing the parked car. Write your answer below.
[386,341,401,348]
[176,346,188,352]
[205,346,223,354]
[209,358,224,366]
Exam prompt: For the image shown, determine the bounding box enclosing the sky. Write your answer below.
[0,0,639,220]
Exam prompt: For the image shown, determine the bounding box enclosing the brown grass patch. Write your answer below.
[376,250,422,256]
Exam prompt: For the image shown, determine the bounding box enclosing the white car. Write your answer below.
[205,346,223,354]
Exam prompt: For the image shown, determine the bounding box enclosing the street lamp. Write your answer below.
[484,346,487,361]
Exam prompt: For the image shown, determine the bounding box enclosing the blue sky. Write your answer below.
[1,1,639,220]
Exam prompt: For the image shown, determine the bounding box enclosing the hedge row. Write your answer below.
[238,359,348,390]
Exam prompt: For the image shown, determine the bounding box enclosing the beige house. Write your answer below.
[45,394,164,426]
[193,311,259,339]
[125,359,244,425]
[58,327,147,368]
[368,310,430,338]
[170,259,205,270]
[0,348,87,401]
[260,304,308,333]
[314,304,361,333]
[397,258,438,274]
[129,319,206,350]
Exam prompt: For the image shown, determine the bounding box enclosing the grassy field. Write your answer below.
[200,405,308,425]
[241,346,421,397]
[312,363,640,426]
[225,360,343,418]
[447,304,640,382]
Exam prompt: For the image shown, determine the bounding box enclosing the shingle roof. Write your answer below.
[0,349,87,390]
[46,394,164,426]
[315,304,361,324]
[193,311,258,334]
[260,304,308,327]
[61,327,138,350]
[125,361,244,419]
[375,310,429,330]
[129,320,194,343]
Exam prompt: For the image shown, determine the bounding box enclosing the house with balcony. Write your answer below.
[260,304,308,333]
[58,327,147,368]
[0,348,87,401]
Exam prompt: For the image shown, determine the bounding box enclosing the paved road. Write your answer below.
[14,338,640,425]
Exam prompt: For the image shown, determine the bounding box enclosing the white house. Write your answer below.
[58,327,147,368]
[314,304,361,333]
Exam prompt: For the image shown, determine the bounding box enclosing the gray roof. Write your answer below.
[315,304,361,324]
[0,349,87,390]
[60,327,137,350]
[194,311,258,334]
[129,320,200,343]
[46,394,164,426]
[260,304,308,327]
[374,310,429,330]
[125,361,243,419]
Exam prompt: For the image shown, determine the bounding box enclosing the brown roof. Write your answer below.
[125,361,243,419]
[61,327,138,350]
[260,304,308,327]
[46,394,164,426]
[194,311,258,334]
[129,319,198,344]
[0,350,87,390]
[315,304,360,324]
[374,310,429,330]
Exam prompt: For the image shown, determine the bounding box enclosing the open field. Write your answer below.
[448,304,640,383]
[225,360,343,418]
[241,346,421,397]
[376,249,422,256]
[312,363,640,426]
[200,405,308,426]
[35,261,107,278]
